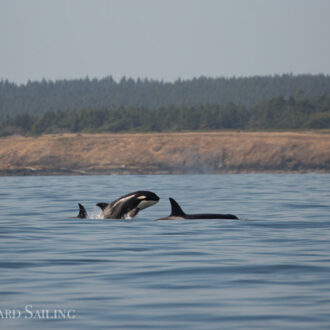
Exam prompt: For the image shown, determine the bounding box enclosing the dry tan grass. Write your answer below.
[0,131,330,174]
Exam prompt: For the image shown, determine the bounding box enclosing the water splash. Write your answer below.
[88,207,103,220]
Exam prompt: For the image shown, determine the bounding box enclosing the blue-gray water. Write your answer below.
[1,174,330,329]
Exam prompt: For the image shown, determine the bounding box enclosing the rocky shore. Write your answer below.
[1,131,330,175]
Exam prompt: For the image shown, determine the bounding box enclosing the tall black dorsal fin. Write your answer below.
[77,203,88,218]
[96,203,108,211]
[169,198,186,217]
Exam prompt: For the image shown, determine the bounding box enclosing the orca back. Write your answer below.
[157,198,239,220]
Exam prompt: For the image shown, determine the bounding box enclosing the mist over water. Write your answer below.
[0,174,330,329]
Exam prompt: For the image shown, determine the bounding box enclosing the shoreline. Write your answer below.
[0,168,329,177]
[1,131,330,176]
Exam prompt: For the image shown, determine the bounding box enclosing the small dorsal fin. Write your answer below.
[77,203,88,218]
[169,198,186,217]
[96,203,108,211]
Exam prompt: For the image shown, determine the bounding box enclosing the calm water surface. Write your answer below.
[0,174,330,329]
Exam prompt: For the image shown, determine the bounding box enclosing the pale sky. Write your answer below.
[1,0,330,84]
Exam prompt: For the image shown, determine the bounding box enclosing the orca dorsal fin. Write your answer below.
[169,198,186,217]
[96,203,108,211]
[77,203,88,218]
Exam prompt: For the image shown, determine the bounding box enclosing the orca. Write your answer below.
[96,191,160,219]
[74,203,88,219]
[157,198,239,220]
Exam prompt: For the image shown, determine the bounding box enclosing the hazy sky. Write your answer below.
[1,0,330,83]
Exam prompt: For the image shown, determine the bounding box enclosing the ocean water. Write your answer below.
[0,174,330,329]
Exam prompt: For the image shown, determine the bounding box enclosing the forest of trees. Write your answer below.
[1,94,330,136]
[1,74,330,119]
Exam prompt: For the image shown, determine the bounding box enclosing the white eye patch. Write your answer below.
[137,200,158,210]
[137,195,146,200]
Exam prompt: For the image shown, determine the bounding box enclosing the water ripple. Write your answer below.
[0,174,330,329]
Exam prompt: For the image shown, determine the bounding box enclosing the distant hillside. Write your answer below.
[1,132,329,175]
[1,94,330,136]
[1,74,330,118]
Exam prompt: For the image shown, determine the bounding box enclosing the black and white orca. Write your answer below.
[97,191,160,219]
[157,197,239,220]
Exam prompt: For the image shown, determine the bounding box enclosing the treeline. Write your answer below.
[1,74,330,118]
[1,95,330,136]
